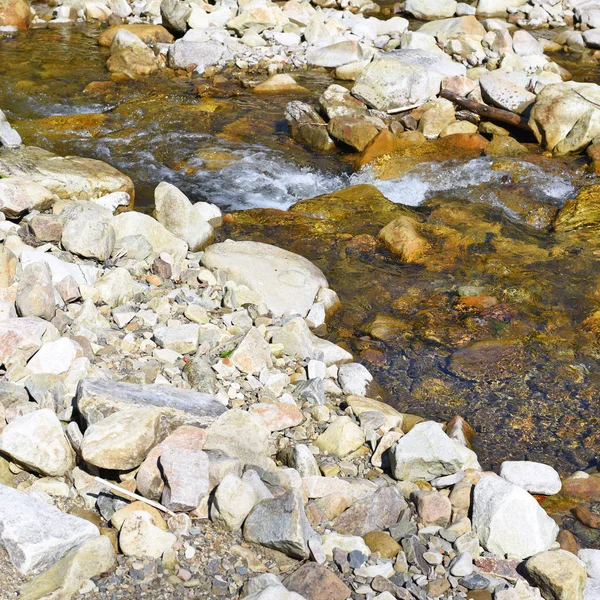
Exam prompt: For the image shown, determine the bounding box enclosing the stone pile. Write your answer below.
[0,128,598,599]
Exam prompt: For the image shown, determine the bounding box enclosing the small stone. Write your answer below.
[16,262,56,321]
[231,327,272,375]
[154,324,200,355]
[363,531,401,558]
[414,490,452,526]
[450,551,473,576]
[284,563,351,600]
[315,416,365,458]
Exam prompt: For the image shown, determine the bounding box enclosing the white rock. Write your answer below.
[321,531,370,559]
[0,409,75,477]
[211,472,257,531]
[337,363,373,396]
[499,461,561,495]
[27,337,83,375]
[579,549,600,580]
[119,511,176,559]
[472,475,559,560]
[154,324,200,355]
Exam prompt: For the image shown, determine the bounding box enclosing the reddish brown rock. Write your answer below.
[0,0,31,29]
[327,116,380,152]
[284,563,351,600]
[474,557,524,581]
[557,530,580,554]
[572,505,600,528]
[414,490,451,527]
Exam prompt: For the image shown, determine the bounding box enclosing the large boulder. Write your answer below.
[0,0,31,29]
[0,409,75,477]
[524,550,587,600]
[352,50,465,112]
[107,29,160,79]
[472,475,559,559]
[0,146,134,200]
[529,82,600,155]
[0,484,99,575]
[389,421,478,481]
[202,240,329,317]
[154,182,213,252]
[112,211,188,264]
[76,378,226,435]
[405,0,457,20]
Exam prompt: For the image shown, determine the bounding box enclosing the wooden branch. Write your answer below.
[440,89,532,132]
[94,476,177,518]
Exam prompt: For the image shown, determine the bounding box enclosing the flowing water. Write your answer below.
[2,24,599,479]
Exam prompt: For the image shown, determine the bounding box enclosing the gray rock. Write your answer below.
[243,490,318,559]
[284,100,336,153]
[61,205,115,262]
[0,484,98,575]
[390,421,478,482]
[76,378,227,436]
[160,0,191,34]
[290,444,320,477]
[472,475,559,559]
[183,355,217,395]
[167,41,225,74]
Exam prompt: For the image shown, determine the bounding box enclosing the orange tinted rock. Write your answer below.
[0,0,31,29]
[98,24,174,47]
[557,529,580,554]
[457,296,499,310]
[572,505,600,528]
[378,216,431,263]
[443,133,489,152]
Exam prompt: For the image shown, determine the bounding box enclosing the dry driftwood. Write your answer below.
[440,89,532,132]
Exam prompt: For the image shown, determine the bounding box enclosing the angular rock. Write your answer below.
[249,403,303,432]
[285,101,335,153]
[27,337,83,375]
[0,177,54,219]
[16,261,56,321]
[202,240,329,318]
[306,41,364,68]
[338,363,373,396]
[332,486,405,536]
[154,324,200,355]
[81,407,162,470]
[211,472,257,531]
[524,550,587,600]
[472,475,559,560]
[154,182,213,252]
[0,317,57,366]
[499,461,562,495]
[61,204,115,262]
[161,448,209,512]
[243,490,318,559]
[390,420,477,481]
[284,563,352,600]
[119,511,176,559]
[327,116,380,152]
[0,409,75,477]
[76,378,227,434]
[167,40,225,74]
[315,416,365,458]
[318,84,368,120]
[0,484,99,575]
[161,0,191,34]
[231,327,273,375]
[19,536,116,600]
[480,72,536,115]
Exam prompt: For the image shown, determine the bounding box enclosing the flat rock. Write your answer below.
[405,0,457,20]
[480,72,536,115]
[154,324,200,355]
[202,241,329,318]
[27,337,83,376]
[0,145,134,200]
[0,409,75,477]
[0,484,99,575]
[332,485,406,536]
[499,461,562,495]
[390,421,478,481]
[161,448,210,512]
[231,327,273,375]
[167,40,225,74]
[315,416,365,458]
[249,403,303,432]
[243,490,318,559]
[472,475,559,560]
[76,378,226,436]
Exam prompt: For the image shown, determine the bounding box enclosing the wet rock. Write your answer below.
[0,484,99,575]
[318,84,368,121]
[204,408,271,469]
[484,135,528,157]
[284,563,351,600]
[378,215,430,263]
[327,116,380,152]
[0,0,31,29]
[211,472,257,531]
[0,145,134,200]
[81,407,162,470]
[472,475,559,559]
[16,261,56,321]
[553,185,600,232]
[315,416,365,458]
[61,204,115,262]
[0,409,75,477]
[332,486,405,536]
[285,100,335,152]
[154,182,214,252]
[0,177,54,219]
[448,340,524,382]
[202,240,329,318]
[76,378,226,432]
[524,550,587,600]
[243,490,318,559]
[119,511,176,559]
[113,211,188,264]
[390,421,478,481]
[500,461,562,495]
[231,327,273,374]
[98,24,174,47]
[161,448,210,512]
[19,536,116,600]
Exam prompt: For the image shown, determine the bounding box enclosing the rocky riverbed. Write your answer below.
[2,0,600,598]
